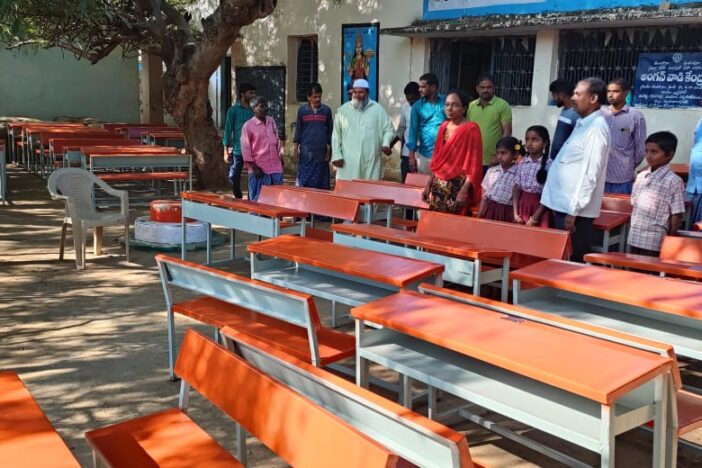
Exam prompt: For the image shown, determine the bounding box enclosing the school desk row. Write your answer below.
[4,217,698,466]
[175,181,702,465]
[153,249,702,467]
[5,120,184,179]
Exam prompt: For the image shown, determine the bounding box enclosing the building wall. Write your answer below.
[514,29,699,164]
[239,0,424,179]
[0,46,139,122]
[238,0,701,178]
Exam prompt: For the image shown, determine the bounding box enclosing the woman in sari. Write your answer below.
[422,89,483,214]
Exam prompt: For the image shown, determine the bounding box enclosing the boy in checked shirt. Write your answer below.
[628,131,686,256]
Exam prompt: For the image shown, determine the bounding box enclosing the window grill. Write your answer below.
[296,37,318,102]
[491,36,536,106]
[431,36,535,106]
[558,26,702,88]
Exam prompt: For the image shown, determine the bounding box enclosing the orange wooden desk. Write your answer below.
[0,372,80,468]
[285,185,393,224]
[351,290,674,467]
[586,252,702,281]
[592,210,630,253]
[248,235,443,324]
[511,259,702,360]
[181,191,308,264]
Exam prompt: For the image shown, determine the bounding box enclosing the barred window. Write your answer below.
[491,36,536,106]
[431,36,535,106]
[558,26,702,87]
[296,37,318,102]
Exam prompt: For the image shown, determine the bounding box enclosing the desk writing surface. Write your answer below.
[335,179,429,210]
[248,235,443,287]
[512,259,702,320]
[593,210,630,231]
[332,223,511,260]
[351,291,672,404]
[182,191,308,218]
[584,252,702,280]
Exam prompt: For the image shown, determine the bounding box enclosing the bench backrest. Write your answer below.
[404,172,430,187]
[0,371,80,467]
[601,194,633,214]
[118,126,178,139]
[222,327,476,468]
[258,185,360,221]
[49,138,133,154]
[156,255,325,364]
[38,131,110,146]
[177,330,399,468]
[103,122,169,132]
[80,145,181,156]
[417,210,571,260]
[660,236,702,263]
[335,179,428,209]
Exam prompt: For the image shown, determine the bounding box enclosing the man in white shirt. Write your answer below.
[541,77,611,262]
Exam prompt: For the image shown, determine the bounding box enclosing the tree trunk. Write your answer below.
[162,73,227,189]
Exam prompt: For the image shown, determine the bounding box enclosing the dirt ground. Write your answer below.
[2,164,702,467]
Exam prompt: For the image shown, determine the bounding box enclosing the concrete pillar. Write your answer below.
[531,29,560,107]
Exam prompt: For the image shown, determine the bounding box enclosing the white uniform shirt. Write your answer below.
[541,110,611,218]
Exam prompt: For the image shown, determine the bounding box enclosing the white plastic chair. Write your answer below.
[47,168,130,269]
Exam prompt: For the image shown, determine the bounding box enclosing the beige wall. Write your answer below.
[239,1,701,179]
[240,0,424,179]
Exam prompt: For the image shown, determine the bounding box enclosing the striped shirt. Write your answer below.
[628,165,685,251]
[482,164,519,205]
[602,105,647,184]
[516,155,547,194]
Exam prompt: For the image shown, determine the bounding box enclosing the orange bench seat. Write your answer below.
[173,296,355,366]
[87,408,241,467]
[0,371,80,468]
[87,329,397,468]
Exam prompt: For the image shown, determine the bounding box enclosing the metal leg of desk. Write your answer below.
[400,375,412,408]
[427,386,438,420]
[230,229,236,261]
[651,374,669,468]
[602,229,611,253]
[206,223,212,265]
[501,257,510,302]
[181,215,187,260]
[599,404,615,467]
[512,279,521,304]
[355,319,369,388]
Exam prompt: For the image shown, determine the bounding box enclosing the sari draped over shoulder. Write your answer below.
[429,121,483,201]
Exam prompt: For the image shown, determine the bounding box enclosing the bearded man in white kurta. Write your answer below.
[331,79,394,180]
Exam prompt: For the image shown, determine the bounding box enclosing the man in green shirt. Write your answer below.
[467,74,512,172]
[223,83,256,198]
